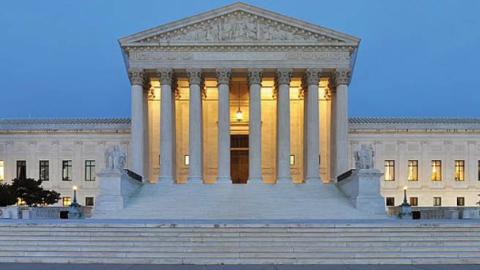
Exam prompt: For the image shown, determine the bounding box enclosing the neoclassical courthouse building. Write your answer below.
[1,3,480,209]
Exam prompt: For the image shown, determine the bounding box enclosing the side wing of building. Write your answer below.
[0,119,130,206]
[349,117,480,207]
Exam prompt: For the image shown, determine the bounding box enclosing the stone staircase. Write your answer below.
[94,181,385,219]
[1,221,480,264]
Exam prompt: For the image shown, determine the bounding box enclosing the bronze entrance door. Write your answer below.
[230,135,249,184]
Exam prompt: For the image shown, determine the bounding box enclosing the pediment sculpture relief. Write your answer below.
[138,11,345,44]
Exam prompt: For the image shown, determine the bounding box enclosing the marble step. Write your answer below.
[2,256,480,264]
[3,239,480,248]
[2,235,480,242]
[4,230,480,237]
[0,250,479,259]
[1,244,479,253]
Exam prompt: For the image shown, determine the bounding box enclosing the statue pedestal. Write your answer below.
[336,169,385,215]
[94,169,143,214]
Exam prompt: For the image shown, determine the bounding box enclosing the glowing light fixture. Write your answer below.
[235,84,243,122]
[235,108,243,122]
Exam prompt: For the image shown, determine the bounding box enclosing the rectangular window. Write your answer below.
[16,160,26,179]
[455,160,465,181]
[384,160,395,181]
[457,197,465,206]
[84,160,96,181]
[62,160,72,181]
[62,197,72,207]
[407,160,418,181]
[85,197,95,206]
[409,197,418,206]
[431,160,442,181]
[433,197,442,206]
[39,160,49,181]
[290,155,295,166]
[184,155,190,166]
[386,197,395,206]
[0,160,4,182]
[478,161,480,181]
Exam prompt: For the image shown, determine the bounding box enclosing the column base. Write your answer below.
[247,177,263,183]
[187,176,203,182]
[276,177,292,183]
[216,176,232,183]
[157,176,175,183]
[304,177,321,183]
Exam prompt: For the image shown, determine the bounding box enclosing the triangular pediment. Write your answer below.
[120,2,359,47]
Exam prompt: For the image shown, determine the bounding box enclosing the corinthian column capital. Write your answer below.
[334,68,351,86]
[216,68,231,86]
[187,68,203,86]
[157,68,173,86]
[128,69,145,86]
[303,68,321,86]
[275,68,292,86]
[248,68,263,86]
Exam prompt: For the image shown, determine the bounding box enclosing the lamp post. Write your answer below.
[68,185,82,219]
[399,186,412,218]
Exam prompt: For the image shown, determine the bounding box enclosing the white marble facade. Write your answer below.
[1,3,479,207]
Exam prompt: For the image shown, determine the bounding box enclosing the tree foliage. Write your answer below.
[9,178,60,207]
[0,184,17,207]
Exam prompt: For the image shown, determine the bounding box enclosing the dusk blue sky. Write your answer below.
[1,0,479,119]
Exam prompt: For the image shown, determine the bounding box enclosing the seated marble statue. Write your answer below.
[105,145,127,171]
[354,144,375,170]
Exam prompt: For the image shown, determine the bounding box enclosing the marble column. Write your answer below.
[216,68,231,182]
[333,69,351,178]
[276,69,292,182]
[187,69,203,182]
[303,69,321,182]
[158,68,175,182]
[128,69,145,178]
[248,69,263,182]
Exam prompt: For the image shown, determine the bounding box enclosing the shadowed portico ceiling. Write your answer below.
[119,2,360,49]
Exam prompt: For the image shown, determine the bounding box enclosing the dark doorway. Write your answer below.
[231,135,249,184]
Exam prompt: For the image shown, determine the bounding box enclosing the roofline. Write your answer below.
[119,2,360,46]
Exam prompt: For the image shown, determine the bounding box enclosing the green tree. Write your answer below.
[10,178,60,206]
[0,184,17,207]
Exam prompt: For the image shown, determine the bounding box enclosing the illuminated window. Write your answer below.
[454,160,465,181]
[184,155,190,166]
[385,197,395,206]
[16,160,26,179]
[62,197,72,207]
[290,155,295,166]
[407,160,418,181]
[62,160,72,181]
[39,160,49,181]
[409,197,418,206]
[0,160,4,182]
[384,160,395,181]
[457,197,465,206]
[85,197,95,206]
[433,197,442,206]
[431,160,442,181]
[85,160,96,181]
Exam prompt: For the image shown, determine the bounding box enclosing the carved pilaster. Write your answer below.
[216,68,231,86]
[275,68,292,86]
[334,68,351,86]
[128,69,145,86]
[173,80,181,100]
[157,68,173,86]
[248,68,263,86]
